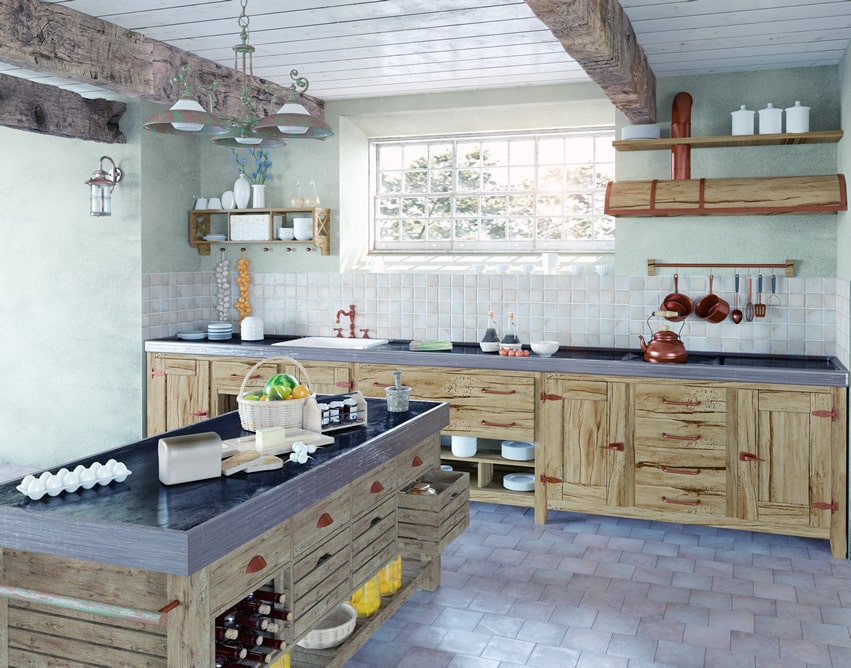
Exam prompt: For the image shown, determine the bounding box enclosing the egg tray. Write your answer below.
[17,459,132,501]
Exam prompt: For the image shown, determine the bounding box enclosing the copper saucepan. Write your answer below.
[660,273,693,322]
[694,274,729,323]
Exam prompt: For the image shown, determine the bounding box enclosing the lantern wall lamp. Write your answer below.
[84,156,123,217]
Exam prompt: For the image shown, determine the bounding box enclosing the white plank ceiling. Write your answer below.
[8,0,851,100]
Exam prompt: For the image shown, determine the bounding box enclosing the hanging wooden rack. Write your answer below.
[647,259,795,277]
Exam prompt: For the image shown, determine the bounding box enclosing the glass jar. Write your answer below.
[379,554,402,595]
[349,573,381,617]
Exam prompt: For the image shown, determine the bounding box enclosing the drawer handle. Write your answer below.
[316,513,334,528]
[370,516,382,527]
[481,388,516,395]
[480,420,517,428]
[661,398,702,407]
[661,432,700,441]
[231,373,261,380]
[316,553,332,568]
[370,481,384,494]
[191,410,208,417]
[738,452,765,462]
[335,381,354,388]
[661,496,701,506]
[662,466,701,475]
[245,555,267,574]
[600,442,624,451]
[372,382,393,388]
[411,456,424,467]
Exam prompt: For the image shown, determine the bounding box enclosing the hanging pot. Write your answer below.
[659,273,693,322]
[694,274,729,323]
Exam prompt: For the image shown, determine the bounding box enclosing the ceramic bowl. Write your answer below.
[621,124,660,140]
[531,341,559,357]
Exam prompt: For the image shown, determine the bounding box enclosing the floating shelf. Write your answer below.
[613,130,843,152]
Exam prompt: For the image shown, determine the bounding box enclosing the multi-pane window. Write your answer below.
[370,130,615,253]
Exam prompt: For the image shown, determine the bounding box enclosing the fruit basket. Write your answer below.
[236,356,314,432]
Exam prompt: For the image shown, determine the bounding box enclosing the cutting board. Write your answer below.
[221,428,334,458]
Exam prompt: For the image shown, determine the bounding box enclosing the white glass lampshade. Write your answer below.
[169,99,207,132]
[275,99,311,134]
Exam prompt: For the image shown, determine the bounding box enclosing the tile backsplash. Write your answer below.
[143,271,850,366]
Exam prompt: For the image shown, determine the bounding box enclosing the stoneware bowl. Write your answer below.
[531,341,559,357]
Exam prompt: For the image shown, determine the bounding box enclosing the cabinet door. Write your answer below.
[146,354,210,434]
[539,376,627,514]
[737,389,833,532]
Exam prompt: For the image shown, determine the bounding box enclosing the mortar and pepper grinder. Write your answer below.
[385,370,411,412]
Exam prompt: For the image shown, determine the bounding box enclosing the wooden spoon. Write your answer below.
[745,275,755,322]
[731,274,743,324]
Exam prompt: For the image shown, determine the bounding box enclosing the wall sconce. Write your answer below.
[84,156,123,217]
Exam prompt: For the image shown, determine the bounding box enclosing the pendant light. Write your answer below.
[143,67,227,137]
[252,70,334,140]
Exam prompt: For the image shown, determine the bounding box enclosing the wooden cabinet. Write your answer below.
[536,376,629,523]
[147,354,210,434]
[735,386,846,556]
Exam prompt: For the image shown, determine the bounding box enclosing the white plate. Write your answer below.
[503,472,535,492]
[177,330,206,340]
[501,440,535,461]
[204,234,227,242]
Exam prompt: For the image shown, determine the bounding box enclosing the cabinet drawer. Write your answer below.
[351,458,397,520]
[207,519,291,614]
[290,484,352,558]
[282,360,352,394]
[396,437,439,488]
[635,445,726,488]
[634,383,726,420]
[351,495,397,588]
[398,471,470,555]
[634,417,727,450]
[635,485,726,516]
[211,359,279,392]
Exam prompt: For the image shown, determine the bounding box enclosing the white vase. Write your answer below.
[233,174,251,209]
[251,184,266,209]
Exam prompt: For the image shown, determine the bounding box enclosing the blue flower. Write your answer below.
[230,147,273,184]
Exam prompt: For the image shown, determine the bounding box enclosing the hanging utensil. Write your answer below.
[768,273,781,307]
[694,273,728,323]
[731,274,743,324]
[745,275,755,322]
[755,274,767,317]
[660,272,693,322]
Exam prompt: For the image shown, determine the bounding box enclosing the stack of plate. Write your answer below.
[207,322,233,340]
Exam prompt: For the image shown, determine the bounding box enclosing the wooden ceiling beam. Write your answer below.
[0,71,125,143]
[524,0,656,123]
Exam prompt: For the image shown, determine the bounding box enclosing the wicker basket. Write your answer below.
[236,356,314,432]
[296,603,357,649]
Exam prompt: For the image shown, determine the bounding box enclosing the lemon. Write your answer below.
[242,391,262,401]
[290,384,310,399]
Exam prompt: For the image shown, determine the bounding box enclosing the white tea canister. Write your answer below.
[731,105,755,136]
[758,103,783,134]
[785,101,810,133]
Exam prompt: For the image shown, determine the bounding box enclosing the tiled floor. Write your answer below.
[346,502,851,668]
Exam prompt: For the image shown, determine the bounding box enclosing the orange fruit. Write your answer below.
[290,384,310,399]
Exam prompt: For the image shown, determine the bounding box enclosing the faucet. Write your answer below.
[335,304,356,338]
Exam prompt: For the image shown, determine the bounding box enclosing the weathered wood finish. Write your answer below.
[525,0,656,123]
[613,131,844,152]
[0,71,126,143]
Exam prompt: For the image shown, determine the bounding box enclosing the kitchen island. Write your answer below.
[0,398,453,667]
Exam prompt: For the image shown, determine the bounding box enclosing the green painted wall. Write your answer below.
[838,50,851,281]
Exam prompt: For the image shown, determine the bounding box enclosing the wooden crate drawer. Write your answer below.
[351,458,397,520]
[211,359,279,392]
[634,383,726,420]
[208,518,292,613]
[398,471,470,555]
[351,495,397,588]
[291,484,352,558]
[635,417,727,450]
[635,445,726,489]
[635,484,726,517]
[396,436,440,487]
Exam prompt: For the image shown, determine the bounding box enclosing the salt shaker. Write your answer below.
[731,105,755,136]
[758,103,783,134]
[785,101,810,133]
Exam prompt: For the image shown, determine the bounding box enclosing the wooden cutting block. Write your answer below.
[221,428,333,458]
[244,455,284,473]
[221,450,263,476]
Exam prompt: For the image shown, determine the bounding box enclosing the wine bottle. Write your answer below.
[234,628,265,647]
[215,660,247,668]
[237,599,273,616]
[249,589,287,605]
[264,607,293,622]
[257,634,287,651]
[481,310,499,343]
[215,642,247,659]
[220,610,273,631]
[244,647,274,664]
[501,312,520,345]
[215,625,239,641]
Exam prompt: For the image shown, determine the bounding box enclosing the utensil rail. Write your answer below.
[647,259,794,277]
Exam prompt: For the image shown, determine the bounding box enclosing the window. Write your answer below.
[370,129,615,254]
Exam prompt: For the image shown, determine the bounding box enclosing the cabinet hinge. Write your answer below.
[150,369,164,378]
[812,409,839,421]
[811,501,839,512]
[539,392,563,402]
[539,474,562,484]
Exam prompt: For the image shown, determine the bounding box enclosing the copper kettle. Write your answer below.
[638,312,688,363]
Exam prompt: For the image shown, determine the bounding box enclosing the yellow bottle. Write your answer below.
[379,554,402,595]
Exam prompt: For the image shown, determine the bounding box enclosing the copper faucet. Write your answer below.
[335,304,356,338]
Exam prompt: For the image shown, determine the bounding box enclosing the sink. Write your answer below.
[272,337,390,350]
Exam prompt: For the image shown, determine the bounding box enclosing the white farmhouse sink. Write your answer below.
[273,337,390,350]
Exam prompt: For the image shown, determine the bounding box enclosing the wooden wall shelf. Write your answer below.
[613,130,843,152]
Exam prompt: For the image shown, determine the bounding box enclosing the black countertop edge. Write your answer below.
[144,338,849,388]
[0,400,450,576]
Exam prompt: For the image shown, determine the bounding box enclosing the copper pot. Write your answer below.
[694,274,729,323]
[660,273,693,322]
[638,325,688,364]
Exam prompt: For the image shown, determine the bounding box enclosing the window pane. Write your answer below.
[509,166,535,190]
[378,197,400,216]
[456,196,479,214]
[458,169,481,191]
[483,218,507,240]
[428,218,451,239]
[430,170,453,192]
[403,144,428,168]
[483,166,508,191]
[509,139,535,164]
[378,144,403,170]
[401,218,426,240]
[428,196,451,217]
[404,170,428,193]
[482,141,508,166]
[457,142,481,167]
[377,219,399,241]
[429,143,452,168]
[454,218,479,240]
[509,218,534,240]
[380,172,403,194]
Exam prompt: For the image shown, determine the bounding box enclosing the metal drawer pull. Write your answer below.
[370,516,383,527]
[191,410,208,417]
[662,398,702,407]
[231,373,261,380]
[661,496,700,506]
[245,555,267,573]
[480,420,517,428]
[316,512,334,528]
[411,455,424,467]
[316,553,332,567]
[662,466,701,475]
[481,388,516,395]
[738,452,765,462]
[370,481,384,494]
[662,432,700,441]
[372,382,393,388]
[600,442,625,451]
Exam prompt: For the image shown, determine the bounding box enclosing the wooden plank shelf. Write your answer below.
[613,130,843,152]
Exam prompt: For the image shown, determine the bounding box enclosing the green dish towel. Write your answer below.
[408,340,453,352]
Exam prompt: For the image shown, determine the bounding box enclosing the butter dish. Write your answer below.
[158,432,222,485]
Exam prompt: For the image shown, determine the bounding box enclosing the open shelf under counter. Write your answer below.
[442,449,535,508]
[613,129,843,152]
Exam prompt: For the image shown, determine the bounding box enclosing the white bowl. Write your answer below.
[621,124,661,140]
[297,603,357,649]
[531,341,559,357]
[501,440,535,461]
[503,472,535,492]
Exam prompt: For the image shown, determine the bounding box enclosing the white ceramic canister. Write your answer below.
[450,435,477,457]
[758,103,783,134]
[785,101,810,133]
[731,105,755,136]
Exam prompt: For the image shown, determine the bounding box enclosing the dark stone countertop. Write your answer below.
[0,398,449,576]
[145,336,849,388]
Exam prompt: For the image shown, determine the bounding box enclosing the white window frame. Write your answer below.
[368,128,615,255]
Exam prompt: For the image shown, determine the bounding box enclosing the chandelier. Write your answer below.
[143,0,332,146]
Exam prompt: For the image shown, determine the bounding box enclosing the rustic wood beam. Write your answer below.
[0,71,125,142]
[524,0,656,124]
[0,0,324,121]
